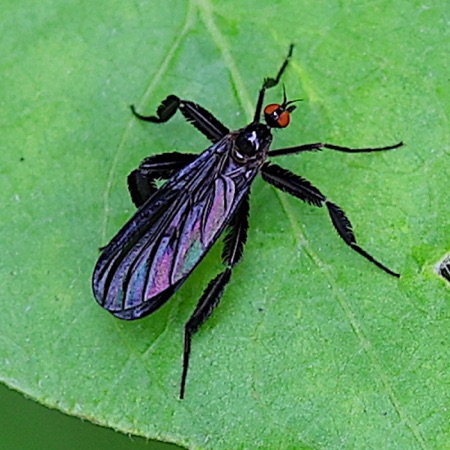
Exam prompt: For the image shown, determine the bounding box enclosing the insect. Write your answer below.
[92,45,402,399]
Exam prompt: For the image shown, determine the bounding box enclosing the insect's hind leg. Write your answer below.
[253,44,294,123]
[261,163,399,277]
[131,95,229,143]
[180,193,250,399]
[128,152,197,207]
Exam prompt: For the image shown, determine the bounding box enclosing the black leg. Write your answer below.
[221,193,250,266]
[180,269,231,400]
[180,194,250,399]
[131,95,229,143]
[261,163,399,277]
[253,44,294,123]
[325,202,399,277]
[128,152,197,207]
[269,141,403,157]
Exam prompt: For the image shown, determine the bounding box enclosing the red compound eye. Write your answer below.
[264,103,279,116]
[276,110,290,128]
[264,103,291,128]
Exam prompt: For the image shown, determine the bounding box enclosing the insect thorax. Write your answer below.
[232,123,273,164]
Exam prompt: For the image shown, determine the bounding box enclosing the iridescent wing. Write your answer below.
[92,135,259,320]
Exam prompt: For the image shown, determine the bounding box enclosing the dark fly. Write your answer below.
[92,45,402,399]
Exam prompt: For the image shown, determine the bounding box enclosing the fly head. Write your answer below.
[264,86,300,129]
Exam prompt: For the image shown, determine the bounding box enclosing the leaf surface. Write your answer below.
[1,1,449,448]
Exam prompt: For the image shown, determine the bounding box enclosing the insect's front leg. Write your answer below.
[128,152,197,207]
[131,95,229,143]
[180,193,250,399]
[253,44,294,123]
[261,163,399,278]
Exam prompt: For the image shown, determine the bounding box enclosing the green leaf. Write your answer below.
[2,0,449,449]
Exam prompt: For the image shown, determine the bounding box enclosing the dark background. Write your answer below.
[0,383,182,450]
